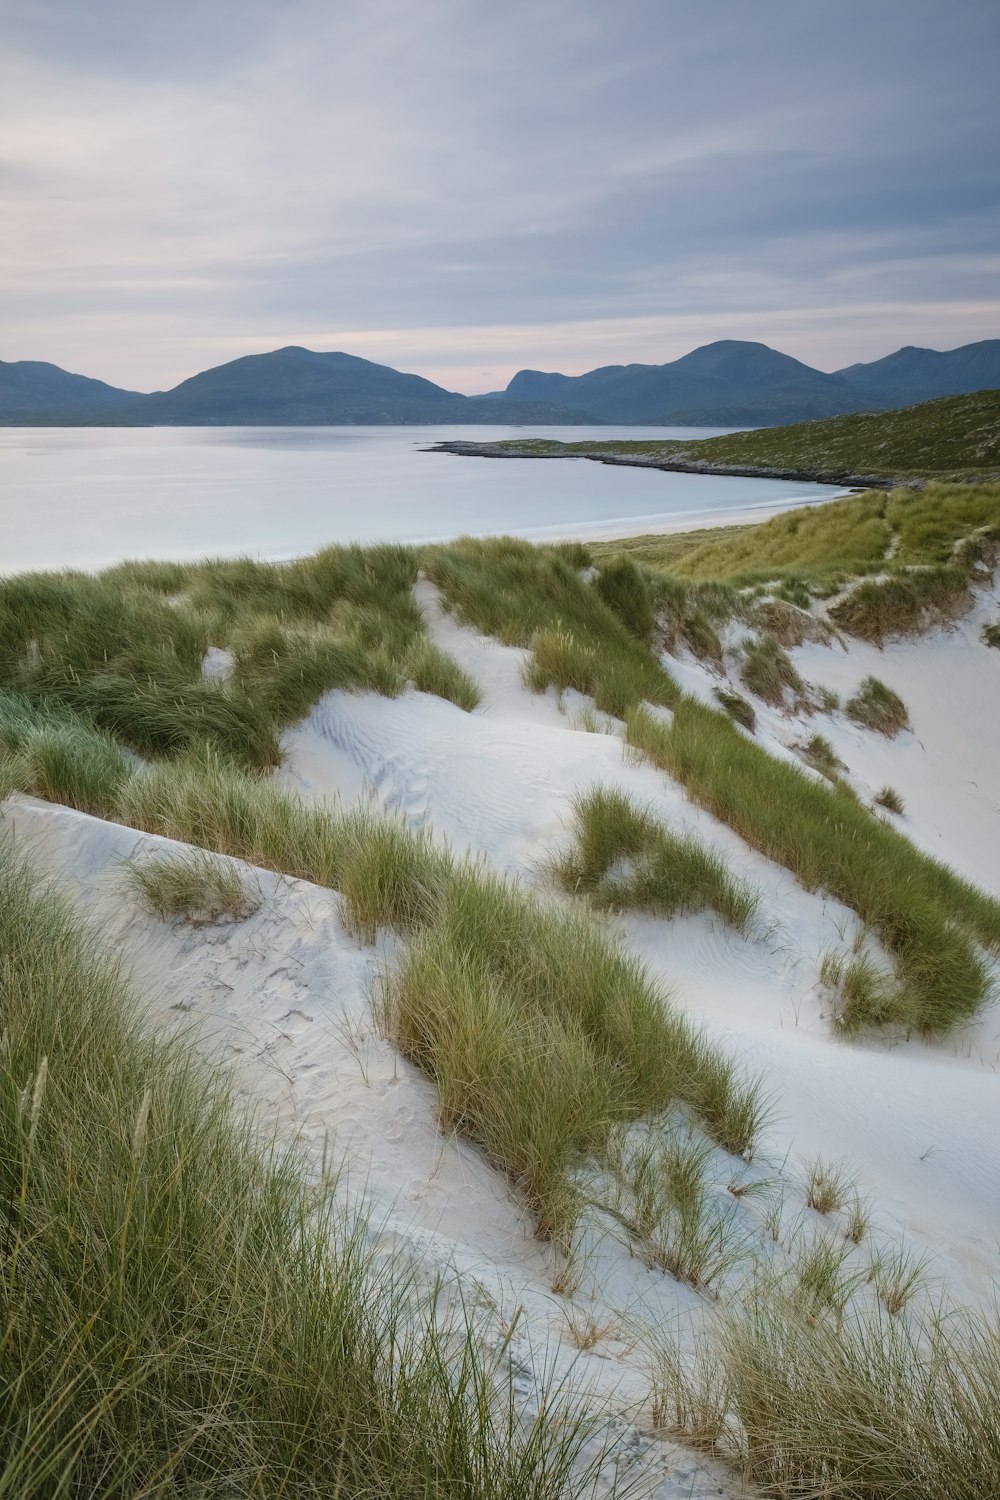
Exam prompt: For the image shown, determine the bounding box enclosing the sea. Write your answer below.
[0,425,843,574]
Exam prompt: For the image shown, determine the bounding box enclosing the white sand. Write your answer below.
[4,570,999,1497]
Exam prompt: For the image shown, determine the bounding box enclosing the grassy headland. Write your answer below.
[432,387,1000,486]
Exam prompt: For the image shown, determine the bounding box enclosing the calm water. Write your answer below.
[0,425,842,574]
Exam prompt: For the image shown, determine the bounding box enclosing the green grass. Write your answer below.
[714,687,756,730]
[589,482,1000,601]
[0,846,603,1498]
[427,536,679,718]
[124,846,263,925]
[845,676,910,736]
[0,543,483,772]
[829,565,973,642]
[495,388,1000,481]
[604,1122,746,1289]
[739,634,804,707]
[719,1284,1000,1498]
[407,638,482,710]
[552,785,761,935]
[626,700,1000,1034]
[803,1157,854,1215]
[799,734,841,778]
[0,717,764,1230]
[385,861,766,1238]
[983,621,1000,647]
[593,555,656,641]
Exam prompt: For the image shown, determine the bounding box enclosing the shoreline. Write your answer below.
[424,438,918,492]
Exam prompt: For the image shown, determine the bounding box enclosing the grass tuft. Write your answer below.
[605,1123,747,1289]
[845,675,910,736]
[593,555,655,641]
[739,635,804,708]
[124,846,263,925]
[829,565,972,643]
[407,639,482,711]
[874,784,905,815]
[714,687,756,730]
[553,785,761,935]
[804,1157,854,1215]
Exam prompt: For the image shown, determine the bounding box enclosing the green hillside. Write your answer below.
[496,387,1000,480]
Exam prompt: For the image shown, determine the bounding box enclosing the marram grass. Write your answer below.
[626,700,1000,1034]
[0,845,606,1499]
[553,785,761,935]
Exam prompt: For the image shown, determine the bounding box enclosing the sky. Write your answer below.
[2,0,999,393]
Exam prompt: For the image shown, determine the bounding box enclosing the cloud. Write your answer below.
[2,0,998,389]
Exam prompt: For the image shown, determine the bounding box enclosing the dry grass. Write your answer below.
[845,676,910,736]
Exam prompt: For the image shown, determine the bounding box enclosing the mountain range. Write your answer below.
[2,338,999,428]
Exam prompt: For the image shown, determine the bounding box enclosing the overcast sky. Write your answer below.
[3,0,998,392]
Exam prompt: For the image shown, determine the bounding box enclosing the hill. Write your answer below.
[836,340,1000,407]
[0,347,590,427]
[5,338,999,428]
[450,388,1000,485]
[505,340,861,425]
[0,358,141,416]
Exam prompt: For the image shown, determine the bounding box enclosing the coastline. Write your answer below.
[424,438,918,492]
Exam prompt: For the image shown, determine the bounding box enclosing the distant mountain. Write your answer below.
[835,340,1000,407]
[0,358,141,416]
[0,347,590,427]
[506,340,866,425]
[4,338,999,427]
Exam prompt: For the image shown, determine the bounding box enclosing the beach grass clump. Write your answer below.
[800,733,841,778]
[791,1234,864,1318]
[845,675,910,736]
[124,846,263,925]
[829,564,972,643]
[383,859,766,1233]
[739,635,804,708]
[119,750,347,888]
[834,950,895,1032]
[407,639,482,711]
[868,1244,928,1317]
[0,846,601,1499]
[647,573,737,662]
[804,1157,854,1215]
[625,699,1000,1033]
[874,785,905,815]
[714,688,756,731]
[982,621,1000,647]
[526,626,675,718]
[715,1282,1000,1498]
[553,785,761,935]
[651,1243,1000,1499]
